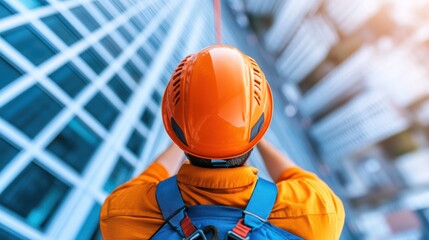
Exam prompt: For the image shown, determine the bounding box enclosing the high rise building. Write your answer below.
[0,0,229,239]
[244,0,429,238]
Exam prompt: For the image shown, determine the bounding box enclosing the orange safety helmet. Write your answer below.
[162,45,273,159]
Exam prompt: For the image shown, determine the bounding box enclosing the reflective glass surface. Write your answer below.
[71,6,100,32]
[85,93,119,129]
[42,13,82,46]
[103,157,133,193]
[0,162,70,230]
[126,130,146,157]
[0,84,63,138]
[80,47,108,75]
[76,203,102,240]
[0,135,20,171]
[49,62,89,98]
[47,118,101,173]
[0,54,23,90]
[1,25,58,66]
[108,75,132,103]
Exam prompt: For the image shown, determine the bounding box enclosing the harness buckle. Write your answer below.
[226,230,249,240]
[184,229,207,240]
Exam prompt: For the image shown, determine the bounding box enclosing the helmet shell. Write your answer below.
[162,45,273,159]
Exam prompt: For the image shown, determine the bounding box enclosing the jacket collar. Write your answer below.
[177,163,259,189]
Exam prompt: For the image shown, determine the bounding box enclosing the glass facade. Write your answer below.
[0,84,63,138]
[3,1,324,240]
[0,53,22,90]
[0,0,219,238]
[0,162,70,230]
[48,62,89,98]
[1,24,58,66]
[47,117,101,173]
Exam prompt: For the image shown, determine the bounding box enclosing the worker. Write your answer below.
[100,45,345,239]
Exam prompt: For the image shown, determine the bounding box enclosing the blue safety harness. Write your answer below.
[150,176,302,239]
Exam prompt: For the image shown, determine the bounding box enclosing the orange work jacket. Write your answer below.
[100,162,345,239]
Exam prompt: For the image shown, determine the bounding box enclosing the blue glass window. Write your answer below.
[126,130,146,157]
[71,6,100,32]
[76,203,102,240]
[0,161,70,231]
[93,2,114,21]
[85,93,119,129]
[108,75,132,103]
[141,108,155,128]
[103,157,133,193]
[0,84,63,138]
[0,54,23,90]
[148,34,161,51]
[117,26,132,43]
[19,0,49,9]
[42,13,82,46]
[130,16,144,31]
[0,224,25,240]
[151,91,162,105]
[100,36,121,58]
[137,47,152,66]
[49,62,89,98]
[80,47,107,75]
[124,60,142,83]
[109,0,126,13]
[0,135,20,171]
[0,3,15,19]
[47,117,101,173]
[1,25,58,66]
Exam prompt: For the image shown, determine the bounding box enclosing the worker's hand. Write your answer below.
[154,143,185,176]
[257,138,298,182]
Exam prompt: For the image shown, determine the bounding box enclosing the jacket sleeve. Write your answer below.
[100,162,170,239]
[271,167,346,240]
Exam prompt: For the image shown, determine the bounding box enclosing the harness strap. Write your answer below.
[229,178,277,239]
[156,176,196,237]
[243,178,277,228]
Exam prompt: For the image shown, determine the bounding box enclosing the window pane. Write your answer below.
[19,0,48,9]
[137,47,152,66]
[47,117,101,173]
[41,13,82,46]
[126,130,145,157]
[117,26,132,43]
[100,36,121,58]
[0,3,15,19]
[71,6,100,32]
[0,54,23,90]
[76,203,102,240]
[49,62,89,98]
[124,60,142,83]
[0,224,26,240]
[80,47,107,75]
[93,2,114,21]
[130,16,144,31]
[85,93,119,129]
[151,91,162,105]
[109,0,126,13]
[0,162,70,230]
[141,108,155,128]
[147,34,161,51]
[108,75,131,103]
[0,135,20,171]
[1,25,58,66]
[103,157,133,193]
[0,84,63,138]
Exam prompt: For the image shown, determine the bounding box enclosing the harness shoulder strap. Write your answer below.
[228,178,278,239]
[156,176,192,237]
[243,178,278,228]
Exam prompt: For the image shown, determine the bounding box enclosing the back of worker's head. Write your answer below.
[162,45,273,167]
